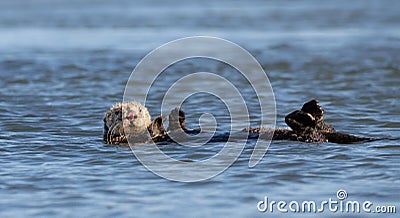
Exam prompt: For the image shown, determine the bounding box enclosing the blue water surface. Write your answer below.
[0,0,399,217]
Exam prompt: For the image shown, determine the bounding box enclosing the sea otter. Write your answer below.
[103,102,188,144]
[103,100,373,145]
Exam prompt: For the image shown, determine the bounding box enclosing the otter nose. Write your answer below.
[126,114,138,120]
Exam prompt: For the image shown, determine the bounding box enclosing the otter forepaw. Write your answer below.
[148,115,166,138]
[167,107,186,132]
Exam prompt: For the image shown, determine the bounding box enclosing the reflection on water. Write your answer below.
[0,0,399,217]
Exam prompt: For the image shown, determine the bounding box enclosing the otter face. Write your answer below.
[122,102,152,137]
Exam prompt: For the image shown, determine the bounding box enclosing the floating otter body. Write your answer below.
[103,100,373,145]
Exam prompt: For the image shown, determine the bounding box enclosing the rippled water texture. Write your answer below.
[1,0,399,217]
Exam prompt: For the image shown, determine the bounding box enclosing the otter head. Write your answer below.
[301,99,324,122]
[121,102,152,139]
[104,102,151,144]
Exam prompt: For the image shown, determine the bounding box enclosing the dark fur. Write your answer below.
[247,99,372,143]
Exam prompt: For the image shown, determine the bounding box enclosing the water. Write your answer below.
[1,0,399,217]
